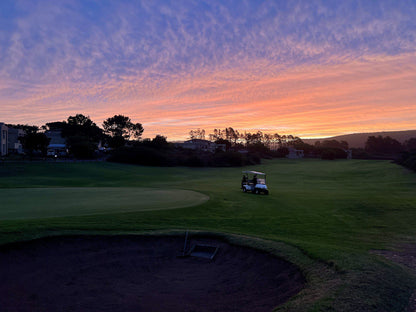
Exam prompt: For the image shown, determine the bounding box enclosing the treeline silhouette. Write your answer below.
[108,138,262,167]
[7,114,143,159]
[5,117,416,170]
[397,138,416,172]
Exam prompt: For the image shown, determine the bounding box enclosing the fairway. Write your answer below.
[1,160,416,311]
[0,187,209,220]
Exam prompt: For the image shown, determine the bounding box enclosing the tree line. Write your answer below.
[5,118,416,170]
[363,135,416,172]
[189,127,302,147]
[7,114,143,158]
[189,128,416,165]
[189,127,303,156]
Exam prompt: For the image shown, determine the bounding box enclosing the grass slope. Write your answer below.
[1,159,416,311]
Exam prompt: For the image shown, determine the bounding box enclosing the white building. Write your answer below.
[7,127,25,154]
[0,123,8,156]
[286,147,304,159]
[45,130,68,156]
[176,139,226,153]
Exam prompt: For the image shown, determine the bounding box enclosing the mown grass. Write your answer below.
[0,187,208,219]
[1,159,416,311]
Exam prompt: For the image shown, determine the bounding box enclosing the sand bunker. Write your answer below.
[0,235,304,312]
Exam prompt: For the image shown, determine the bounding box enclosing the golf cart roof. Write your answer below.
[242,171,266,175]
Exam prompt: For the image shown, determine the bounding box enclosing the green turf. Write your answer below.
[0,187,209,220]
[1,159,416,311]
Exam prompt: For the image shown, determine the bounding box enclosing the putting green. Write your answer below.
[0,187,209,220]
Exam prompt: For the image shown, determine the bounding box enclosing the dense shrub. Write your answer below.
[365,135,402,154]
[321,149,336,160]
[351,148,371,159]
[184,155,205,167]
[271,147,289,158]
[212,151,243,167]
[108,145,262,167]
[246,152,261,165]
[320,148,347,160]
[246,142,270,154]
[66,136,97,159]
[108,146,173,166]
[398,152,416,172]
[404,138,416,152]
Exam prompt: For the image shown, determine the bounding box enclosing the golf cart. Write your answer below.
[241,171,269,195]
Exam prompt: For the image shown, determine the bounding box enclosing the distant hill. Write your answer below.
[302,130,416,148]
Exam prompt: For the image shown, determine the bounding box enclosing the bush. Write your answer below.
[271,147,289,158]
[108,146,173,166]
[66,136,97,159]
[212,151,243,167]
[246,142,270,154]
[321,149,336,160]
[320,148,347,160]
[398,152,416,172]
[184,155,205,167]
[351,148,371,159]
[245,152,261,165]
[108,146,262,167]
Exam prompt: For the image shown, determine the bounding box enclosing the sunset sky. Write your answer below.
[1,0,415,140]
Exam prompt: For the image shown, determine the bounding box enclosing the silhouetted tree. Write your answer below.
[274,147,289,157]
[291,140,316,155]
[273,133,282,145]
[209,128,222,141]
[147,135,170,149]
[6,124,38,134]
[365,136,402,155]
[215,138,231,151]
[263,134,273,146]
[43,121,67,131]
[152,135,168,145]
[66,135,97,159]
[63,114,103,142]
[404,138,416,152]
[268,133,282,150]
[20,131,50,156]
[46,114,104,158]
[103,115,144,148]
[189,129,205,140]
[244,131,263,145]
[224,127,240,145]
[320,148,347,160]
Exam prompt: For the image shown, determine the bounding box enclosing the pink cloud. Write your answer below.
[1,53,415,140]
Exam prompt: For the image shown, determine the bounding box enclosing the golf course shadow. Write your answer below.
[0,235,305,312]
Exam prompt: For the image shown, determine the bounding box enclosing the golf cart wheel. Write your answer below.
[255,189,260,194]
[264,190,269,195]
[242,187,247,193]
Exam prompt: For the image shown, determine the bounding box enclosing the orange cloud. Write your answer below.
[1,53,415,140]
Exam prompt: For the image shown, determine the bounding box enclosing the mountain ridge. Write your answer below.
[302,130,416,148]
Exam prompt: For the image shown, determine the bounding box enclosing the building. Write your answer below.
[0,123,8,156]
[286,147,304,159]
[176,139,226,153]
[7,127,25,154]
[45,130,68,156]
[345,149,352,159]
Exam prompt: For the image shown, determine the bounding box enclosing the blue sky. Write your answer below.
[1,0,415,139]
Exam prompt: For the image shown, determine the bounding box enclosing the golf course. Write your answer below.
[1,159,416,311]
[0,187,208,220]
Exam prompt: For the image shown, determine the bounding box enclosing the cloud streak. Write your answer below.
[0,0,415,139]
